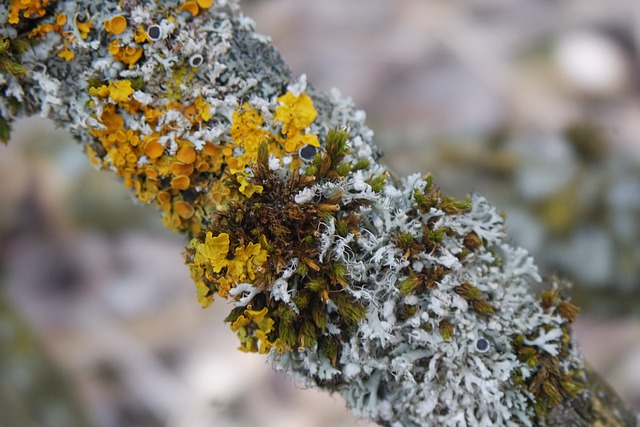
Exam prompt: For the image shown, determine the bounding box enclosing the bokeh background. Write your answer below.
[1,1,640,426]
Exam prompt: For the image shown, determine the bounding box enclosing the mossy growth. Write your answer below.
[511,281,584,422]
[187,129,369,359]
[0,36,31,77]
[0,36,33,143]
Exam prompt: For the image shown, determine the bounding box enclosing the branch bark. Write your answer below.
[549,365,637,427]
[1,1,637,426]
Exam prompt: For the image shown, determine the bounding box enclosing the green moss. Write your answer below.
[398,276,421,296]
[0,36,31,78]
[0,115,12,144]
[439,320,454,340]
[369,173,387,192]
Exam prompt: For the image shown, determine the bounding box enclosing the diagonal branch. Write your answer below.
[1,1,637,425]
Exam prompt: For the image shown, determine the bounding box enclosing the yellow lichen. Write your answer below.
[283,132,319,153]
[75,16,93,39]
[230,307,275,353]
[194,96,212,121]
[133,27,148,44]
[188,232,268,304]
[194,232,230,273]
[231,242,268,281]
[57,47,75,61]
[274,92,317,135]
[191,265,213,308]
[88,85,109,98]
[238,175,263,197]
[108,80,135,104]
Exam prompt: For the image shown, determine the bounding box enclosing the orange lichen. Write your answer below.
[181,0,213,17]
[175,201,195,219]
[177,146,197,164]
[108,40,143,68]
[22,10,92,59]
[181,1,200,16]
[29,14,68,40]
[104,15,127,35]
[8,0,56,24]
[196,0,213,9]
[144,139,164,159]
[171,175,191,190]
[86,79,318,236]
[171,162,195,176]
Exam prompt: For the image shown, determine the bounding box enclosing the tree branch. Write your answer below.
[1,1,637,425]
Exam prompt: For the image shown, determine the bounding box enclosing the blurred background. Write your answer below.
[1,0,640,426]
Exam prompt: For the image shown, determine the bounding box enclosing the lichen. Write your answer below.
[0,1,587,425]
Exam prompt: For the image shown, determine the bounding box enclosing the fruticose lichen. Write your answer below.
[1,1,586,425]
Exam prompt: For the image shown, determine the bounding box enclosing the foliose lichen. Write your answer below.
[1,1,586,425]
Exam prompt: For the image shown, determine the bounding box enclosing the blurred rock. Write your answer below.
[554,31,630,97]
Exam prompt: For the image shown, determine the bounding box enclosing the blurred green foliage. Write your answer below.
[0,290,94,427]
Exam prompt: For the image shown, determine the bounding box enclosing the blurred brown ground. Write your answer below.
[1,1,639,426]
